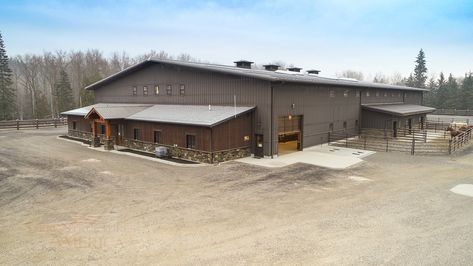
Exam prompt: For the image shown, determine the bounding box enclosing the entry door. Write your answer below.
[116,124,125,145]
[255,134,264,158]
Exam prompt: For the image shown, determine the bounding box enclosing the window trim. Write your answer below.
[186,134,196,149]
[143,86,148,96]
[132,86,137,96]
[166,84,172,95]
[154,84,160,95]
[343,90,349,97]
[329,90,335,98]
[133,128,142,141]
[153,130,162,144]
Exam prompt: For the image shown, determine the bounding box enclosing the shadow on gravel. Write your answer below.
[207,162,345,192]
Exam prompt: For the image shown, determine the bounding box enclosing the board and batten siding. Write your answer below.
[272,83,361,154]
[93,63,272,155]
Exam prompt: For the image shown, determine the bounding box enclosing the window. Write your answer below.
[179,84,185,95]
[154,85,160,95]
[186,134,196,149]
[366,91,370,97]
[153,130,162,143]
[329,123,334,132]
[343,90,349,97]
[133,128,141,140]
[343,121,347,130]
[166,84,172,95]
[329,90,335,98]
[132,86,137,96]
[72,121,77,130]
[100,124,106,135]
[143,86,148,96]
[376,91,380,97]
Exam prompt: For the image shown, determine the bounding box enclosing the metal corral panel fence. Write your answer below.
[328,121,472,155]
[0,118,67,130]
[433,109,473,116]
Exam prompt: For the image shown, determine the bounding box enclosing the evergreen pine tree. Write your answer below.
[0,31,15,120]
[460,72,473,110]
[54,69,74,113]
[413,49,428,88]
[444,74,459,108]
[405,73,416,87]
[435,73,447,108]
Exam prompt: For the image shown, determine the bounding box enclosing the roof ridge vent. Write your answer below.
[234,60,254,69]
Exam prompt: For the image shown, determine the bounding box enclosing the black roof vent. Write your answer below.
[307,69,321,75]
[287,67,302,72]
[263,64,280,71]
[234,60,254,69]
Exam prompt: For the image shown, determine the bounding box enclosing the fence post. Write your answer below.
[424,130,427,143]
[35,119,39,129]
[411,133,415,155]
[346,133,348,148]
[54,118,57,128]
[16,119,19,130]
[328,132,331,145]
[364,136,367,150]
[386,138,389,152]
[448,139,452,155]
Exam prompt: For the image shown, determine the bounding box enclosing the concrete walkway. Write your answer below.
[236,145,375,169]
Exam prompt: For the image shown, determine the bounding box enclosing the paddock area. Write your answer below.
[329,120,473,155]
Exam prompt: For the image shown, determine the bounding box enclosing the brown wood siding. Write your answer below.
[67,115,91,132]
[93,63,272,155]
[211,112,252,151]
[123,120,211,151]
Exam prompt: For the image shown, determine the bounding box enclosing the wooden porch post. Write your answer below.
[92,120,97,137]
[105,120,111,140]
[104,120,114,150]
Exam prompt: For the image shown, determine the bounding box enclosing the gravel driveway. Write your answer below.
[1,127,473,265]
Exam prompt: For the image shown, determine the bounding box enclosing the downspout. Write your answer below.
[270,85,274,159]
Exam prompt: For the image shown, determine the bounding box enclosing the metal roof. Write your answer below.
[87,104,152,119]
[85,58,429,92]
[62,103,255,127]
[61,103,152,117]
[362,104,436,116]
[126,105,255,127]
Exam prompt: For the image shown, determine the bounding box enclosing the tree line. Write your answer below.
[0,31,471,121]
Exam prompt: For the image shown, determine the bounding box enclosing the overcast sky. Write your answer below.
[1,0,472,79]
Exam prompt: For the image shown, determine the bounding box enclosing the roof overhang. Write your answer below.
[362,104,436,117]
[84,58,429,92]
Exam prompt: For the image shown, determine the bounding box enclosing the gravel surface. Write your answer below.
[1,127,473,265]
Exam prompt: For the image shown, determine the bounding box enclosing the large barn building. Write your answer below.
[62,58,435,163]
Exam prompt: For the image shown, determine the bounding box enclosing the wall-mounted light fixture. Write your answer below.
[288,115,292,120]
[291,103,295,110]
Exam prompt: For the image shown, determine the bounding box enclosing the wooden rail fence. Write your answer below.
[0,118,67,130]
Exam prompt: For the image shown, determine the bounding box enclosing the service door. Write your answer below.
[255,134,264,158]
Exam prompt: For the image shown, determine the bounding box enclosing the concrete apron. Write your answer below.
[236,145,376,169]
